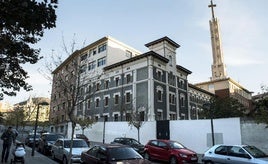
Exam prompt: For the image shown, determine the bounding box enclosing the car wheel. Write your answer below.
[169,156,177,164]
[144,152,151,161]
[63,156,68,164]
[205,161,214,164]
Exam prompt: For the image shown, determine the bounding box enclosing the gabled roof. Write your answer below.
[145,36,180,48]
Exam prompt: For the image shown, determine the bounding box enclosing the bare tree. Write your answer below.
[43,35,99,164]
[126,99,146,142]
[76,118,95,135]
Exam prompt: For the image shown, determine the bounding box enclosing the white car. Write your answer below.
[51,138,90,164]
[202,144,268,164]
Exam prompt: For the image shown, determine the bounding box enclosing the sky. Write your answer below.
[3,0,268,105]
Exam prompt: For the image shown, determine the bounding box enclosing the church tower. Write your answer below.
[208,0,227,80]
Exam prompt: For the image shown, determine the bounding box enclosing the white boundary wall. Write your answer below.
[74,117,241,154]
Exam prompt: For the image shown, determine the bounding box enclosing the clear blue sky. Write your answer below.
[4,0,268,104]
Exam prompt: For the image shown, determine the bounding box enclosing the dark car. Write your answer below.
[24,133,40,147]
[37,133,64,155]
[202,144,268,164]
[80,144,151,164]
[111,137,144,155]
[75,134,90,146]
[144,139,198,164]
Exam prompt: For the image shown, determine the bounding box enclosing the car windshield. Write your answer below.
[109,147,142,161]
[169,141,185,149]
[243,145,268,158]
[64,140,88,148]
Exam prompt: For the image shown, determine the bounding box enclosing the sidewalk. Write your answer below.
[0,133,57,164]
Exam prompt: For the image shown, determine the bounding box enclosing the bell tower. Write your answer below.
[208,0,227,80]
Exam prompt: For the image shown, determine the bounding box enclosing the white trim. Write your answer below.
[124,72,132,77]
[113,92,120,97]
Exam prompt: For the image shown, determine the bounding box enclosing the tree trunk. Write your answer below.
[67,122,75,164]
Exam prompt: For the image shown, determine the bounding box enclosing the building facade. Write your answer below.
[50,36,214,134]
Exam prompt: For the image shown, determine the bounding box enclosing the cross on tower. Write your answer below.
[208,0,216,19]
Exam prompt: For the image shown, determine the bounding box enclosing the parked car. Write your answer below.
[51,138,89,164]
[37,133,64,155]
[74,134,90,146]
[111,137,145,155]
[24,133,40,147]
[80,144,151,164]
[202,144,268,164]
[144,139,198,164]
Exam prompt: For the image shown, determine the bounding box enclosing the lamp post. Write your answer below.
[100,115,106,144]
[31,101,49,156]
[203,103,215,146]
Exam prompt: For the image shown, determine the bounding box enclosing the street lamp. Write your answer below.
[100,115,107,144]
[203,103,215,146]
[31,101,49,156]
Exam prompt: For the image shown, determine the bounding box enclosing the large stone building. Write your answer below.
[49,35,214,134]
[194,0,252,112]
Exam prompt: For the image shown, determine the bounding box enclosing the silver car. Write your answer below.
[202,144,268,164]
[51,138,90,164]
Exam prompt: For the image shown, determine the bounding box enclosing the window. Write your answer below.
[126,74,131,84]
[98,43,107,53]
[96,83,100,91]
[115,77,120,86]
[179,80,184,88]
[97,57,106,67]
[114,114,119,121]
[89,48,97,56]
[139,111,145,121]
[87,99,90,110]
[157,90,162,101]
[61,115,64,122]
[80,53,87,61]
[87,85,91,93]
[80,65,86,73]
[104,97,109,106]
[115,95,119,105]
[180,94,185,107]
[105,80,109,89]
[126,92,131,103]
[88,61,96,71]
[95,116,99,121]
[170,113,176,120]
[156,70,162,80]
[168,55,173,66]
[78,102,83,111]
[95,98,100,107]
[169,93,175,104]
